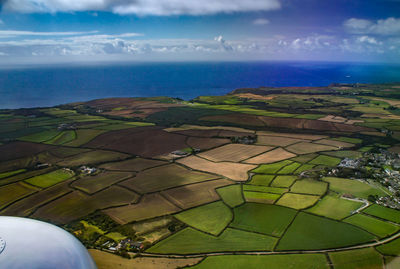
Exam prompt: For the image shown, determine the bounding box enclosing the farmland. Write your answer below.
[1,84,400,268]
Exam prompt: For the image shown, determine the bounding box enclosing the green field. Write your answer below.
[328,248,384,269]
[271,175,297,188]
[64,129,107,147]
[321,150,363,159]
[376,237,400,256]
[276,212,376,250]
[0,182,38,210]
[174,201,232,236]
[344,214,399,238]
[290,178,328,195]
[309,155,341,167]
[251,160,293,174]
[243,185,287,194]
[230,203,297,237]
[19,129,60,143]
[306,194,363,220]
[247,174,275,186]
[243,191,281,204]
[363,204,400,224]
[323,177,388,199]
[45,130,76,145]
[148,227,278,254]
[189,254,329,269]
[333,137,363,144]
[277,162,301,174]
[294,164,315,174]
[0,169,26,179]
[216,185,244,208]
[57,150,130,167]
[276,193,319,210]
[25,169,73,188]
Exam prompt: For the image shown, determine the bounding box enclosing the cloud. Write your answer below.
[3,0,281,16]
[357,36,379,45]
[0,19,4,25]
[344,17,400,35]
[0,30,100,37]
[253,18,270,25]
[214,35,233,51]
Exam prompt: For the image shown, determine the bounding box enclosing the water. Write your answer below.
[0,61,399,109]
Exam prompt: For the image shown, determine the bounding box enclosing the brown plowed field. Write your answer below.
[200,113,266,127]
[160,179,233,209]
[244,147,296,164]
[99,158,167,171]
[0,141,54,162]
[85,127,188,158]
[198,144,273,162]
[175,129,221,137]
[186,137,230,150]
[71,171,134,194]
[103,193,181,224]
[202,113,374,133]
[176,156,256,181]
[33,186,139,224]
[119,164,218,194]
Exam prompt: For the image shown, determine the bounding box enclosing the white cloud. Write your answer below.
[357,36,379,45]
[0,20,4,25]
[3,0,281,16]
[0,30,99,37]
[253,18,270,25]
[344,17,400,35]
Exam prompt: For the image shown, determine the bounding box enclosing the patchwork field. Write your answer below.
[119,163,219,193]
[244,148,296,164]
[161,179,232,209]
[198,144,273,162]
[3,87,400,268]
[176,155,256,181]
[103,193,181,224]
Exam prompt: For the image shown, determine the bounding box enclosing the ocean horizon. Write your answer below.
[1,61,400,109]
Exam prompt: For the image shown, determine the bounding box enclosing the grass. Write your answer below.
[243,191,281,204]
[277,162,301,174]
[243,185,287,194]
[323,177,388,199]
[247,174,275,186]
[230,203,297,237]
[276,193,320,210]
[251,160,293,174]
[72,171,133,194]
[290,179,328,195]
[189,254,329,269]
[216,185,244,208]
[25,169,73,188]
[45,130,76,145]
[174,201,232,236]
[291,153,318,163]
[376,237,400,256]
[306,194,364,220]
[294,164,315,174]
[271,175,297,188]
[333,137,363,144]
[0,182,38,210]
[19,129,60,143]
[105,232,127,242]
[309,155,341,167]
[321,150,363,159]
[64,129,107,147]
[0,169,26,179]
[328,248,384,269]
[147,227,278,254]
[276,212,376,251]
[363,204,400,224]
[344,214,399,238]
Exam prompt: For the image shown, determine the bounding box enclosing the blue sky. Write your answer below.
[0,0,399,64]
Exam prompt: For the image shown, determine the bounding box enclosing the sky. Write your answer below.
[0,0,399,64]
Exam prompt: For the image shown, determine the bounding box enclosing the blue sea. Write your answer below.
[1,61,400,109]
